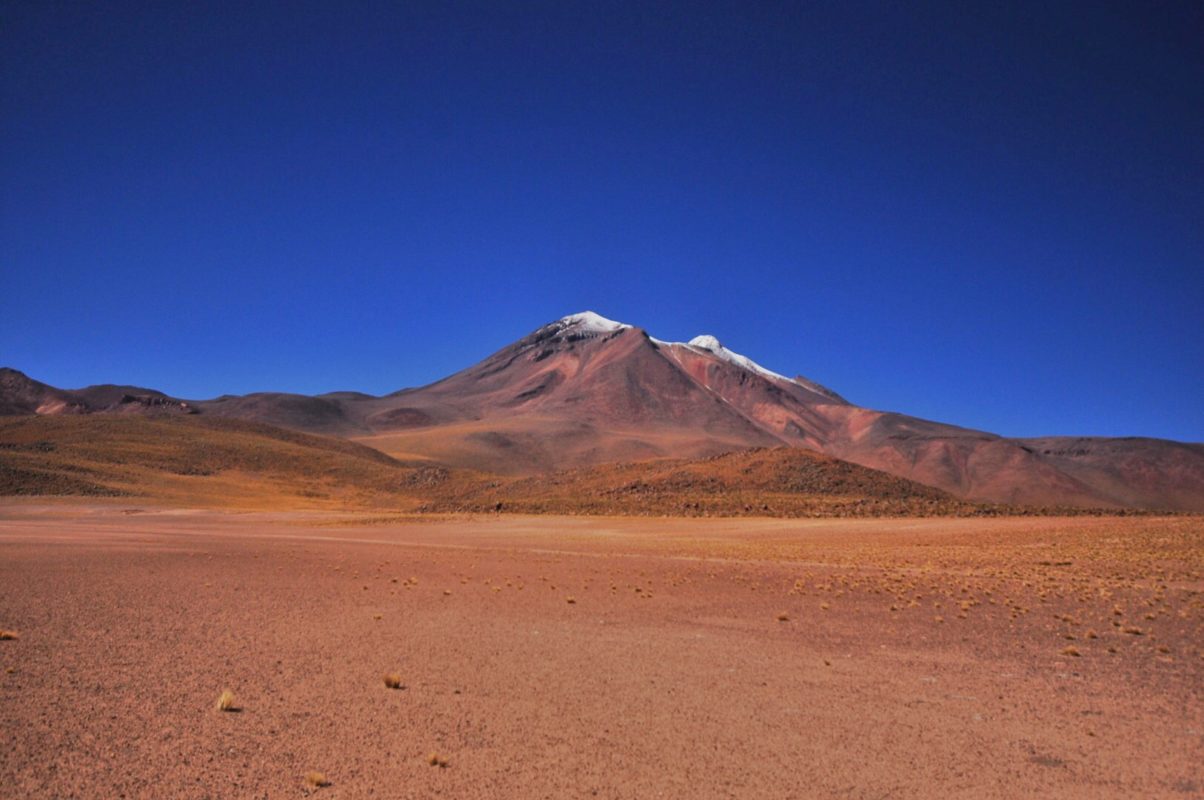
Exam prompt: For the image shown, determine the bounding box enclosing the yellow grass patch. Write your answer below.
[215,689,238,712]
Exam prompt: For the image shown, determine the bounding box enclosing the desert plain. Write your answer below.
[0,502,1201,799]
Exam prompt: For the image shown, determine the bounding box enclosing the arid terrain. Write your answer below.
[1,502,1200,798]
[7,310,1204,511]
[6,1,1201,797]
[3,321,1202,797]
[0,416,995,517]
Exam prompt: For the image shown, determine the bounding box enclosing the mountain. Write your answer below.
[2,312,1202,511]
[340,312,1203,510]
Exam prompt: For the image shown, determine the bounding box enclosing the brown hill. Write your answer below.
[0,368,87,416]
[1014,436,1204,510]
[199,392,369,435]
[0,415,417,510]
[415,447,988,517]
[0,368,196,417]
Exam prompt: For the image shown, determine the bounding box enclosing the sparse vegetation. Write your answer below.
[216,689,238,712]
[1,507,1200,797]
[0,415,413,508]
[413,448,998,518]
[0,630,19,641]
[304,771,329,788]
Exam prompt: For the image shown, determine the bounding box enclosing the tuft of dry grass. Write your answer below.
[0,630,19,641]
[304,771,329,788]
[383,673,405,690]
[1061,646,1081,657]
[776,612,790,622]
[427,752,449,768]
[215,689,239,712]
[566,596,576,604]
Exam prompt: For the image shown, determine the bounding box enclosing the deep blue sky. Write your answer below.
[2,2,1201,440]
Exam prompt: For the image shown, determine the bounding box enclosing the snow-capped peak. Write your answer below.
[687,334,723,351]
[685,334,790,382]
[558,311,631,333]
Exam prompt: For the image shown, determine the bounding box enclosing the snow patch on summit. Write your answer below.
[558,311,631,334]
[685,335,791,383]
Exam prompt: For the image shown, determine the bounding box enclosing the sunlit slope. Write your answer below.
[0,416,420,510]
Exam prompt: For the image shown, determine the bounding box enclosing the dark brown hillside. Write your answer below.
[198,392,371,435]
[417,447,991,517]
[0,368,86,416]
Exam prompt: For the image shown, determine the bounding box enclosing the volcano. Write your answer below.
[3,312,1202,510]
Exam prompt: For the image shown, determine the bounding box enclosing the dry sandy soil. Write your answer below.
[1,502,1201,798]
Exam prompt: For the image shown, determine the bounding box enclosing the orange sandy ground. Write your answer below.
[1,501,1201,798]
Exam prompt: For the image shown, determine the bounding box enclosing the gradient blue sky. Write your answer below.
[2,1,1201,440]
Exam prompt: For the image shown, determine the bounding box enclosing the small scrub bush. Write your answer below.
[0,630,18,641]
[383,673,405,690]
[216,689,239,712]
[304,772,329,788]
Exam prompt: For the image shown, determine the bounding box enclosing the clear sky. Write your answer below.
[2,1,1201,440]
